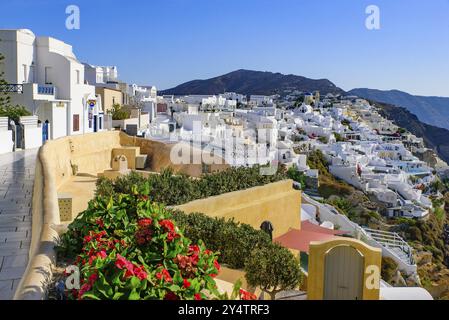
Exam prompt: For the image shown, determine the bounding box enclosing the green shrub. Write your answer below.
[96,166,288,207]
[171,211,271,269]
[0,104,31,123]
[286,167,306,189]
[109,103,131,120]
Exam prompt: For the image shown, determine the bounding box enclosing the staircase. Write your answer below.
[362,227,415,266]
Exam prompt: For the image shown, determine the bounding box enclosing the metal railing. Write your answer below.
[37,85,55,95]
[362,227,414,265]
[0,83,23,93]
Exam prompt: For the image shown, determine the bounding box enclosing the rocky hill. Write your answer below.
[161,69,345,96]
[349,88,449,131]
[372,100,449,164]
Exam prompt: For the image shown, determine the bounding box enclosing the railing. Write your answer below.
[0,83,23,93]
[362,227,415,265]
[37,85,55,95]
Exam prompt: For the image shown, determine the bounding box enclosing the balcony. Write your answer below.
[0,83,56,100]
[37,85,55,95]
[0,84,24,93]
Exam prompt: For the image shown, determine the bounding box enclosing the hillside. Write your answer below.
[161,69,345,96]
[372,100,449,164]
[349,88,449,131]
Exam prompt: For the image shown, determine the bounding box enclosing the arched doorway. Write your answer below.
[323,245,364,300]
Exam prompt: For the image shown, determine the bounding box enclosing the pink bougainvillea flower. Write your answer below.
[98,250,107,259]
[133,266,148,281]
[115,254,133,271]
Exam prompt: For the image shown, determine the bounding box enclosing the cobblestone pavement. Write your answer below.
[0,149,38,300]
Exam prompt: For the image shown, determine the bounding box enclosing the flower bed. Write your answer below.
[57,191,223,300]
[96,165,288,206]
[56,166,301,300]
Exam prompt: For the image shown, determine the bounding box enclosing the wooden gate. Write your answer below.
[323,245,364,300]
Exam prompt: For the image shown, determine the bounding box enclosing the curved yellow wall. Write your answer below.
[175,180,301,238]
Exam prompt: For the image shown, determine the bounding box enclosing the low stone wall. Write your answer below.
[14,147,60,299]
[119,134,229,176]
[175,180,301,238]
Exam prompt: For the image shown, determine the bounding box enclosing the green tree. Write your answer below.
[286,167,306,189]
[244,243,302,300]
[109,103,130,120]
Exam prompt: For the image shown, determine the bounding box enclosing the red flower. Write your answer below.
[133,266,148,281]
[156,268,172,283]
[138,218,152,227]
[98,250,107,259]
[96,219,105,228]
[213,259,221,272]
[159,219,175,232]
[164,291,179,300]
[115,254,133,271]
[240,289,257,300]
[183,278,191,288]
[190,253,199,266]
[194,293,202,300]
[88,273,98,285]
[83,235,92,243]
[189,245,200,253]
[78,283,91,299]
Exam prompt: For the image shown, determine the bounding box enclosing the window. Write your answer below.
[76,70,80,84]
[22,64,27,83]
[73,114,80,132]
[45,67,52,84]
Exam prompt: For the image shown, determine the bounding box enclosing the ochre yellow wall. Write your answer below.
[174,180,301,238]
[96,87,124,112]
[119,134,230,176]
[42,131,123,189]
[307,238,382,300]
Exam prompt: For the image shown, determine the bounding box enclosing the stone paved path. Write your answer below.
[0,149,37,300]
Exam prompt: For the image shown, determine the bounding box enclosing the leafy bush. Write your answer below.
[286,167,306,189]
[171,211,271,269]
[0,105,31,123]
[109,103,131,121]
[96,166,288,206]
[57,189,220,300]
[244,243,302,300]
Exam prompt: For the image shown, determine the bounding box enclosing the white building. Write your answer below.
[0,29,104,140]
[83,63,118,85]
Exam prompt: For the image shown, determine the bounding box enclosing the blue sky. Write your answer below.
[2,0,449,96]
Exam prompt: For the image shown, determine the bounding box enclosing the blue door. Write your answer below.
[42,122,49,143]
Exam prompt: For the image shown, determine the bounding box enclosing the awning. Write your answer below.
[274,222,349,253]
